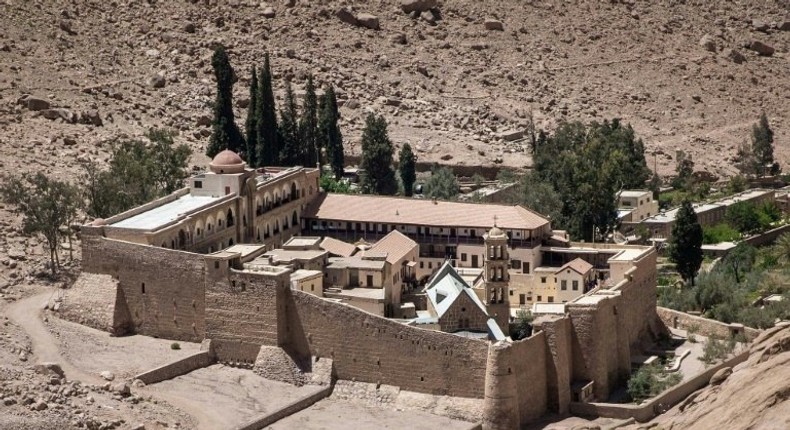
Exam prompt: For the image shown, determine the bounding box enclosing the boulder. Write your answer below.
[59,20,76,35]
[725,49,746,64]
[41,108,76,123]
[147,73,166,88]
[356,13,380,30]
[32,400,48,411]
[335,7,357,26]
[196,114,212,127]
[400,0,437,14]
[710,367,732,385]
[391,32,407,44]
[112,382,131,396]
[748,40,774,56]
[262,7,276,18]
[752,19,769,32]
[780,21,790,31]
[484,19,504,31]
[26,97,51,111]
[699,34,717,52]
[81,110,103,126]
[34,363,65,379]
[100,370,115,381]
[183,22,196,33]
[499,130,524,142]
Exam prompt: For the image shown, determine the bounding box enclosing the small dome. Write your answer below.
[210,150,245,174]
[487,226,506,238]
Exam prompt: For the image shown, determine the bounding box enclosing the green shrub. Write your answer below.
[171,342,181,350]
[702,223,740,244]
[627,363,682,403]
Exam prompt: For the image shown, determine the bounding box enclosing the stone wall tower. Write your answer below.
[484,226,510,334]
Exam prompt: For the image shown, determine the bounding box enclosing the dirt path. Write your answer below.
[3,288,222,429]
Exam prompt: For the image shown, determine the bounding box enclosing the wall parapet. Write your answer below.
[232,385,333,430]
[569,349,749,422]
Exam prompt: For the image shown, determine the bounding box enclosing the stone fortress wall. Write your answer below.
[80,232,662,429]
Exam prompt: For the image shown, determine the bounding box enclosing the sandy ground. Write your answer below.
[268,397,478,430]
[147,365,324,429]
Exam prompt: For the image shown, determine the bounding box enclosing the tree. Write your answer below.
[1,173,81,275]
[298,74,319,167]
[398,143,417,196]
[752,112,775,176]
[319,85,344,179]
[206,45,244,158]
[424,166,459,200]
[256,53,279,166]
[672,150,694,191]
[774,233,790,262]
[83,129,191,219]
[725,202,761,235]
[721,243,756,283]
[320,174,353,194]
[668,201,704,285]
[278,78,301,165]
[244,67,259,167]
[511,310,534,341]
[648,172,662,200]
[517,173,563,224]
[360,114,398,195]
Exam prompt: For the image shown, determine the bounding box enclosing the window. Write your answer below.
[366,275,373,287]
[523,262,530,274]
[572,280,579,291]
[519,294,525,305]
[194,180,202,189]
[510,259,521,269]
[420,261,424,269]
[541,277,546,284]
[428,262,432,269]
[561,280,567,290]
[141,283,146,294]
[509,290,514,296]
[548,296,554,303]
[461,253,467,262]
[537,295,542,302]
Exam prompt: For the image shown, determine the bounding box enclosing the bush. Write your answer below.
[699,335,735,366]
[702,223,741,244]
[170,342,181,350]
[627,363,682,403]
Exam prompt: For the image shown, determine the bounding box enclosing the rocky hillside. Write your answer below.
[1,0,788,182]
[639,322,790,430]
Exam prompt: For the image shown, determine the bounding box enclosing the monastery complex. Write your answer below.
[80,150,665,428]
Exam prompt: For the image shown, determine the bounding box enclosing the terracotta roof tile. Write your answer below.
[320,237,357,257]
[555,258,593,275]
[368,230,418,265]
[304,194,550,231]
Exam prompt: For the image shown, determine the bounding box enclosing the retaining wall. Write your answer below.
[233,385,333,430]
[134,351,215,385]
[569,349,749,422]
[657,307,760,341]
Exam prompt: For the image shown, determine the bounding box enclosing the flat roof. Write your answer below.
[111,194,220,230]
[263,249,327,262]
[619,190,652,198]
[608,248,650,262]
[327,287,385,300]
[304,193,550,231]
[223,244,267,259]
[291,269,323,281]
[283,236,322,248]
[326,256,386,270]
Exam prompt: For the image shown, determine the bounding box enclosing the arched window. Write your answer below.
[292,211,298,227]
[226,208,235,227]
[290,182,297,200]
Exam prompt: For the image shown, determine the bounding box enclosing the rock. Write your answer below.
[237,97,250,109]
[59,20,76,35]
[112,382,131,397]
[81,110,103,126]
[26,96,51,111]
[725,49,746,64]
[131,425,146,430]
[748,40,774,56]
[710,367,732,385]
[132,379,146,388]
[8,248,26,261]
[32,400,48,411]
[147,73,166,88]
[499,130,524,142]
[345,99,360,109]
[401,0,437,14]
[752,19,769,32]
[335,7,357,26]
[196,114,212,127]
[41,108,76,123]
[282,0,295,7]
[699,34,717,52]
[34,362,65,378]
[484,19,504,31]
[780,21,790,31]
[356,13,380,30]
[100,371,115,381]
[183,22,196,33]
[262,7,276,18]
[63,137,77,146]
[391,32,407,44]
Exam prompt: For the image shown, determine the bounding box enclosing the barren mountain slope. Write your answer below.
[1,0,789,182]
[633,322,790,430]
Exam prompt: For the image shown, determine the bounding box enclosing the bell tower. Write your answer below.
[484,225,510,334]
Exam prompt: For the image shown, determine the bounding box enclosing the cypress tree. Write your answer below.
[668,200,703,286]
[752,112,775,176]
[299,74,319,167]
[360,114,398,195]
[319,85,344,179]
[278,79,300,165]
[398,143,417,196]
[243,67,259,167]
[256,53,279,166]
[206,45,244,158]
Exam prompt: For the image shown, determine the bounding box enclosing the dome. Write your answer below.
[487,226,506,238]
[209,150,245,174]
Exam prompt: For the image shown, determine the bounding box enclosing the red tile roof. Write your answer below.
[368,230,418,265]
[320,236,357,257]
